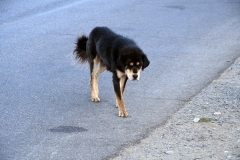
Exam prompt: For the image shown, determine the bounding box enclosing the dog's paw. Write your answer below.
[92,97,100,102]
[119,110,128,117]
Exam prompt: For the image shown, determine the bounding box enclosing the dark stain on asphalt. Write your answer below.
[48,126,88,133]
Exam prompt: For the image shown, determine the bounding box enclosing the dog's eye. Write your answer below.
[130,62,134,66]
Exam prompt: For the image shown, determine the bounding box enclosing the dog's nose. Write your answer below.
[133,75,138,79]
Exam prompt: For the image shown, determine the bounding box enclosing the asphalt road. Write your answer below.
[1,0,240,159]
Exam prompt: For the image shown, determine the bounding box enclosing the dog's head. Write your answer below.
[117,47,150,81]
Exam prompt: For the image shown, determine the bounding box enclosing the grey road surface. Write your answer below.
[1,0,240,159]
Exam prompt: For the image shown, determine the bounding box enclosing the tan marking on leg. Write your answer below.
[115,94,128,117]
[120,75,127,95]
[114,72,128,117]
[116,69,125,78]
[115,75,126,108]
[95,62,106,96]
[90,56,105,102]
[115,69,127,108]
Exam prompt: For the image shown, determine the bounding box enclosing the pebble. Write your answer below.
[193,117,200,123]
[214,111,221,115]
[165,150,174,155]
[227,155,232,159]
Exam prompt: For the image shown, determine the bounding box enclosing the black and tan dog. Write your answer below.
[73,27,150,117]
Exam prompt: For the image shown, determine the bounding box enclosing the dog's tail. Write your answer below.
[73,35,88,64]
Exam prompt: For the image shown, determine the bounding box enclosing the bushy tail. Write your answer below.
[73,35,88,64]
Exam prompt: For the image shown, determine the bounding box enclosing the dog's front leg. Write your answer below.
[113,73,128,117]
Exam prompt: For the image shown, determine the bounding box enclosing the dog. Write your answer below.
[73,27,150,117]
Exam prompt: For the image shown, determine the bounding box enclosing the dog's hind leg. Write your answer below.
[95,61,106,97]
[90,56,100,102]
[90,56,106,102]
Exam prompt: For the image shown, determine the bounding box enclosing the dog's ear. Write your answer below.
[117,55,125,70]
[142,54,150,70]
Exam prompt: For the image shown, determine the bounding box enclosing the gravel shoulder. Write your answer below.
[111,57,240,160]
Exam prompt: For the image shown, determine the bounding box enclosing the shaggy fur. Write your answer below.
[73,27,150,117]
